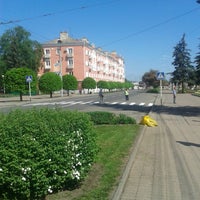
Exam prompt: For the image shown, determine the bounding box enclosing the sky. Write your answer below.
[0,0,200,81]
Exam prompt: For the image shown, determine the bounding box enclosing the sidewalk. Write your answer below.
[112,91,200,200]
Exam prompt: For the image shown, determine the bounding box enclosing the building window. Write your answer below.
[56,48,61,55]
[68,48,73,55]
[45,60,50,66]
[45,49,50,54]
[68,58,73,66]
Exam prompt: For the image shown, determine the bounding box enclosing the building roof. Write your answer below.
[42,32,124,60]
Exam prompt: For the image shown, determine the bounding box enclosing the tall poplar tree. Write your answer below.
[171,34,194,93]
[194,43,200,85]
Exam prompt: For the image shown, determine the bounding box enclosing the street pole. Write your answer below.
[160,79,162,105]
[58,39,63,97]
[2,75,5,94]
[29,81,31,101]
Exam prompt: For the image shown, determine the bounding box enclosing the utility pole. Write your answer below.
[57,39,63,97]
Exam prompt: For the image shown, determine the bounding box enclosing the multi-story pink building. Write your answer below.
[39,32,125,90]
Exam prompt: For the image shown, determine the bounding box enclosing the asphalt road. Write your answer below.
[0,90,156,122]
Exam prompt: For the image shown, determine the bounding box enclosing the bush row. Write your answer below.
[0,109,136,200]
[87,111,136,125]
[192,90,200,97]
[0,108,98,200]
[146,88,159,93]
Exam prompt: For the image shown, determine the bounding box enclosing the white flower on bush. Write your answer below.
[47,186,53,193]
[67,139,72,144]
[31,137,36,141]
[0,168,3,172]
[76,161,82,166]
[22,177,26,181]
[71,169,80,180]
[76,153,81,157]
[64,170,67,174]
[75,130,82,137]
[21,167,31,174]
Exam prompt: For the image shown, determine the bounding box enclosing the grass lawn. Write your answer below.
[47,124,141,200]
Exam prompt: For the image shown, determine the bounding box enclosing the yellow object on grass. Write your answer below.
[140,115,158,127]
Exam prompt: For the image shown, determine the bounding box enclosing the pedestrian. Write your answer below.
[172,86,176,104]
[124,88,129,100]
[99,88,104,103]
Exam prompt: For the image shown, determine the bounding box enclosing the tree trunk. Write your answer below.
[181,81,184,93]
[20,92,23,101]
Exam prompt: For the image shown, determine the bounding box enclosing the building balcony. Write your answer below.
[66,53,73,57]
[67,64,74,69]
[44,65,51,69]
[44,54,51,58]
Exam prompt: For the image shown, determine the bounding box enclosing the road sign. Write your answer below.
[26,75,33,83]
[26,75,32,101]
[156,72,165,80]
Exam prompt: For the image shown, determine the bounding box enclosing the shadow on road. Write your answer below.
[95,103,151,113]
[152,104,200,117]
[176,141,200,147]
[94,103,200,117]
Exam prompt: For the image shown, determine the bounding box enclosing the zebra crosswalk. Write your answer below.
[23,100,154,107]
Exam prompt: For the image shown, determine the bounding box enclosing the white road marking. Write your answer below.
[23,101,153,107]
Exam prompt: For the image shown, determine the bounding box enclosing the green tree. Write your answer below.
[172,34,194,93]
[194,44,200,86]
[39,72,61,98]
[124,79,133,89]
[82,77,96,94]
[97,80,108,89]
[62,74,78,95]
[5,67,37,101]
[0,26,43,74]
[142,69,159,88]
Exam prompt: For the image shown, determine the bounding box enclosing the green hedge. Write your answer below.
[0,108,98,200]
[146,88,159,93]
[87,111,136,125]
[192,90,200,97]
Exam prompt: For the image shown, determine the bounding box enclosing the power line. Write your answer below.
[101,6,200,47]
[0,0,121,25]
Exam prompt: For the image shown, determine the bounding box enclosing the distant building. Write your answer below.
[39,32,125,90]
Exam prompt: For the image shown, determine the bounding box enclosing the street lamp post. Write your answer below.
[57,39,63,97]
[2,75,5,94]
